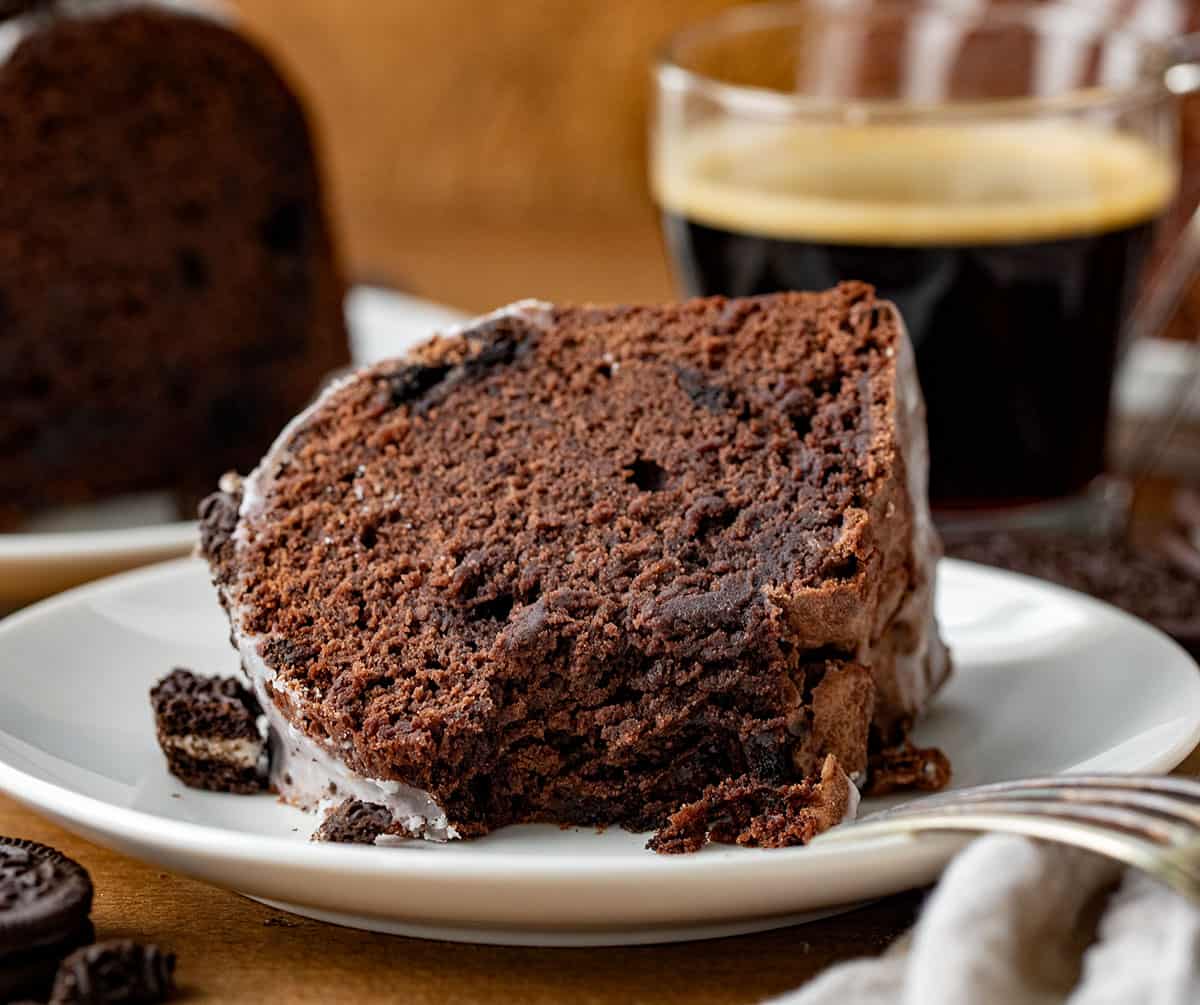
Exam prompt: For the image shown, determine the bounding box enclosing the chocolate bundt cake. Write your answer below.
[0,0,347,527]
[201,284,951,849]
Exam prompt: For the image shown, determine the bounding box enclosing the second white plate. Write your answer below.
[0,557,1197,945]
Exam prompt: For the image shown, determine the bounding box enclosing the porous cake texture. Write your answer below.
[202,284,950,848]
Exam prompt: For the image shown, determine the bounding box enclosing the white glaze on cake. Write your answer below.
[879,313,951,716]
[842,779,861,825]
[236,630,460,841]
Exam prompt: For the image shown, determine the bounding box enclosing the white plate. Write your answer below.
[0,287,468,607]
[0,558,1197,946]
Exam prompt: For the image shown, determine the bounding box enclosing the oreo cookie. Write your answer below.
[0,837,94,1002]
[50,939,176,1004]
[150,668,269,793]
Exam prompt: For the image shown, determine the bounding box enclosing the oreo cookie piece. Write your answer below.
[0,837,95,1002]
[150,668,268,793]
[50,940,175,1004]
[312,799,396,845]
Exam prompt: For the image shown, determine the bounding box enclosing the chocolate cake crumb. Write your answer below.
[648,756,855,854]
[312,800,397,845]
[150,669,267,794]
[50,940,175,1005]
[863,741,952,797]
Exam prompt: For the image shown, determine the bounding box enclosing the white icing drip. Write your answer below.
[431,298,556,341]
[0,0,230,65]
[889,313,952,715]
[162,734,263,770]
[237,628,460,841]
[841,779,861,825]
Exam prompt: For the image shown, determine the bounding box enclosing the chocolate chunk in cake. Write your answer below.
[0,2,347,527]
[0,838,94,1003]
[649,755,857,853]
[312,799,398,845]
[202,285,951,844]
[50,940,175,1005]
[150,669,268,794]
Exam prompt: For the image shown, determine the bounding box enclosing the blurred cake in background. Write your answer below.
[0,0,348,529]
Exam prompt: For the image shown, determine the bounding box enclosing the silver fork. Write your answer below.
[813,775,1200,905]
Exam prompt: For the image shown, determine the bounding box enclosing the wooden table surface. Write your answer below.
[5,2,1199,1001]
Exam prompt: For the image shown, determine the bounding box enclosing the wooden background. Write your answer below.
[226,0,1200,330]
[226,0,749,311]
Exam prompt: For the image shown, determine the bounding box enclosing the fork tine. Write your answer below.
[813,811,1200,905]
[877,797,1198,847]
[822,773,1200,905]
[878,786,1200,832]
[893,774,1200,806]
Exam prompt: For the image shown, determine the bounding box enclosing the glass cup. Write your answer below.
[651,0,1200,530]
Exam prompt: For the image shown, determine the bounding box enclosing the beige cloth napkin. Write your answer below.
[770,835,1200,1005]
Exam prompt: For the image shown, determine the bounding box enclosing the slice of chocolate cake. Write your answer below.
[201,283,951,847]
[0,0,347,527]
[150,668,268,793]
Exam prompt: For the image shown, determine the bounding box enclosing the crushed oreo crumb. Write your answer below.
[196,487,241,565]
[379,362,453,408]
[312,799,396,844]
[50,940,175,1005]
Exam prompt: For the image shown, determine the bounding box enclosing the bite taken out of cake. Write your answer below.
[198,283,952,851]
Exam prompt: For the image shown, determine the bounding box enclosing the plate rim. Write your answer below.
[0,555,1198,884]
[0,520,199,561]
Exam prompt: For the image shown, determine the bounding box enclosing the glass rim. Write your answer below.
[655,0,1184,122]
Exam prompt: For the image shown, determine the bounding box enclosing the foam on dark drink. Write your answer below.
[654,123,1176,509]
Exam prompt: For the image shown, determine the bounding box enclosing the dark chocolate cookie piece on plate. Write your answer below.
[150,668,269,794]
[50,939,176,1005]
